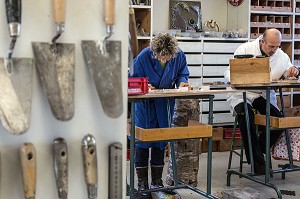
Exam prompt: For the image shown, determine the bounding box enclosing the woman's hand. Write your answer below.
[148,84,156,90]
[179,82,191,90]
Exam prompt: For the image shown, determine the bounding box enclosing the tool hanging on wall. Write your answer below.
[0,0,34,135]
[82,0,123,118]
[32,0,75,121]
[82,134,98,199]
[109,142,122,199]
[53,138,68,199]
[20,143,36,199]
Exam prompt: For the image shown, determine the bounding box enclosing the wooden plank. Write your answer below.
[134,125,212,141]
[255,114,300,128]
[230,57,270,84]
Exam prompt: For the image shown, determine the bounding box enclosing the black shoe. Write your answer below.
[254,163,273,175]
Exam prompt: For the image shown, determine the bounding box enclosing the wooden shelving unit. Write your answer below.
[131,0,153,53]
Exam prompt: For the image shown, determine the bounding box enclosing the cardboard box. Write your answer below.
[276,95,291,110]
[219,138,242,152]
[284,106,300,117]
[201,140,220,153]
[229,57,270,85]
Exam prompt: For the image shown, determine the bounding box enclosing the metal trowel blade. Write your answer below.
[82,40,123,118]
[32,42,75,121]
[0,58,33,134]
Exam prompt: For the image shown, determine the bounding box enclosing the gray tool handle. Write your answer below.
[53,137,68,199]
[109,142,122,199]
[20,143,36,199]
[53,0,66,24]
[104,0,115,25]
[5,0,21,37]
[82,134,98,199]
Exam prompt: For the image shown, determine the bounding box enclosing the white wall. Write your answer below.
[0,0,128,199]
[153,0,249,32]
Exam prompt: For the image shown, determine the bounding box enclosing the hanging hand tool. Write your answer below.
[82,134,98,199]
[4,0,21,74]
[0,0,34,134]
[53,138,68,199]
[82,0,123,118]
[20,143,36,199]
[109,142,122,199]
[32,0,75,121]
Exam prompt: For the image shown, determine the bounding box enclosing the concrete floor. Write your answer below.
[127,151,300,198]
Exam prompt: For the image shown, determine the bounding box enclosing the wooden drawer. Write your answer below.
[255,114,300,128]
[203,65,228,76]
[202,54,233,65]
[186,54,202,65]
[201,113,235,124]
[202,101,230,112]
[188,66,202,77]
[203,42,242,53]
[178,42,203,52]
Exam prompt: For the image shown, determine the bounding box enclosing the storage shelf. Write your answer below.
[250,11,293,15]
[132,5,151,9]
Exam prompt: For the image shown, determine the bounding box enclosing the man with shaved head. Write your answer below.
[224,28,299,175]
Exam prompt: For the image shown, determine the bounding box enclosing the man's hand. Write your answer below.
[287,66,299,77]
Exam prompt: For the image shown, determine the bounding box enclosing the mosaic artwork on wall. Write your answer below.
[170,0,202,32]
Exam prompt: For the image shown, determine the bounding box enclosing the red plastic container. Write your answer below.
[223,128,242,139]
[128,77,149,95]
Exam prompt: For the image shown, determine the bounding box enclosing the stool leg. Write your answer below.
[228,116,238,170]
[239,141,244,174]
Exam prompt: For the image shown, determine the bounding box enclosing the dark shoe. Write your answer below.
[151,165,164,188]
[150,178,164,188]
[254,163,273,175]
[136,167,151,197]
[254,163,266,175]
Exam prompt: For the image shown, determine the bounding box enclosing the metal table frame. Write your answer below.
[128,92,218,199]
[226,82,300,199]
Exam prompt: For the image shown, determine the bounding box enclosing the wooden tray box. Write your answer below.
[230,57,270,85]
[129,120,212,141]
[255,114,300,128]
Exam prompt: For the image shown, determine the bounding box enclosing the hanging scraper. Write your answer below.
[0,0,33,134]
[32,0,75,121]
[82,0,123,118]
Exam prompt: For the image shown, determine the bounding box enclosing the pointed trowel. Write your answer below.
[82,0,123,118]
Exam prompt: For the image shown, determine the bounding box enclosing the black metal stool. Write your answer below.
[227,115,247,174]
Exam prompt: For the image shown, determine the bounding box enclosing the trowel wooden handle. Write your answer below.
[82,134,98,185]
[53,0,66,24]
[20,143,36,199]
[104,0,115,25]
